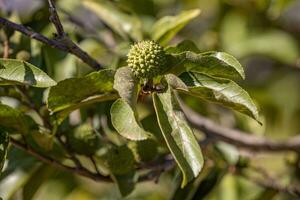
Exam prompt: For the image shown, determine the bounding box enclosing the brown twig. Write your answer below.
[10,137,171,183]
[0,17,102,70]
[10,137,111,182]
[90,156,101,174]
[0,31,9,58]
[47,0,65,36]
[56,136,83,169]
[181,103,300,153]
[238,167,300,198]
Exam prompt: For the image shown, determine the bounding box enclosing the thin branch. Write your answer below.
[56,136,84,169]
[47,0,65,36]
[0,31,9,58]
[181,103,300,153]
[90,156,101,175]
[10,137,111,182]
[0,17,102,70]
[10,137,169,183]
[238,167,300,198]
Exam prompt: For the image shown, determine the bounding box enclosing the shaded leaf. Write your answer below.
[0,104,29,134]
[47,69,116,113]
[152,9,201,45]
[152,87,203,187]
[171,163,222,200]
[0,59,56,88]
[83,0,142,41]
[112,172,136,197]
[23,164,55,200]
[54,93,118,125]
[167,51,245,80]
[110,99,150,140]
[113,67,139,107]
[0,131,9,172]
[31,130,54,152]
[177,72,260,122]
[165,40,201,54]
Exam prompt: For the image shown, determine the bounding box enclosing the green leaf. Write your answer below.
[23,164,55,200]
[47,69,116,113]
[0,131,9,172]
[83,0,142,41]
[113,67,139,107]
[31,130,54,152]
[221,11,299,64]
[112,172,136,197]
[152,87,204,187]
[177,72,260,122]
[0,59,56,88]
[165,40,201,54]
[167,51,245,80]
[0,104,29,134]
[110,98,150,140]
[152,9,201,45]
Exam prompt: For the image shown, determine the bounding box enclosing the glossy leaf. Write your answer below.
[0,59,56,88]
[110,98,150,140]
[152,87,204,187]
[83,0,142,41]
[113,67,139,107]
[177,72,260,122]
[152,9,201,45]
[0,131,9,173]
[0,104,29,134]
[47,69,116,113]
[167,51,245,80]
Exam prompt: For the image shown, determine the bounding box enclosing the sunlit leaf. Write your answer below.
[110,98,150,140]
[152,87,203,187]
[113,67,139,107]
[177,72,260,122]
[47,70,116,113]
[167,51,245,80]
[152,9,201,45]
[0,59,56,88]
[83,0,142,41]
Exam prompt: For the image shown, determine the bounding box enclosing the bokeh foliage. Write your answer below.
[0,0,300,199]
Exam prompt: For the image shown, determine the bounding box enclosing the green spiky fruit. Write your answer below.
[127,40,167,80]
[128,139,158,163]
[67,124,100,155]
[106,145,134,175]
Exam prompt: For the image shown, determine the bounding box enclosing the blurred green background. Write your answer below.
[0,0,300,199]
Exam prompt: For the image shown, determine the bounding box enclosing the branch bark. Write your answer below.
[10,137,111,182]
[181,104,300,153]
[0,17,102,70]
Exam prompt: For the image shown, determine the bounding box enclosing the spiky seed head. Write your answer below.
[127,40,167,80]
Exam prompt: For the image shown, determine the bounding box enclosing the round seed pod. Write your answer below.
[127,40,167,80]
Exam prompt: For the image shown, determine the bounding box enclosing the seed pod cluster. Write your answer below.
[127,40,167,80]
